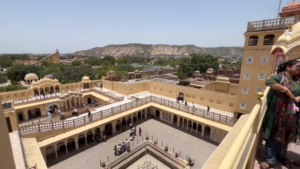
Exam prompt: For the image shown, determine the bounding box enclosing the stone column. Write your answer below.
[65,100,68,110]
[54,146,58,159]
[41,148,47,163]
[131,115,133,125]
[201,125,205,137]
[65,141,68,154]
[170,113,174,125]
[69,99,72,108]
[78,97,81,107]
[145,110,147,119]
[74,97,77,107]
[75,141,79,150]
[85,133,88,145]
[177,117,180,127]
[112,120,116,134]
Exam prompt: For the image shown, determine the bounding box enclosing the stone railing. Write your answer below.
[247,15,300,32]
[19,96,236,135]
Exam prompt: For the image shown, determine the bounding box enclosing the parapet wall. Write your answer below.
[103,80,237,112]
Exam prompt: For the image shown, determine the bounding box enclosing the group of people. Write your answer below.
[260,59,300,168]
[175,95,211,113]
[113,125,142,156]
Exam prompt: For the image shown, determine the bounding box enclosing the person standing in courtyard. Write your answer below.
[185,101,187,107]
[139,127,142,136]
[122,142,125,152]
[207,106,210,114]
[100,84,103,90]
[74,107,78,116]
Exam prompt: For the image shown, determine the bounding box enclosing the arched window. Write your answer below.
[248,36,259,46]
[263,34,275,45]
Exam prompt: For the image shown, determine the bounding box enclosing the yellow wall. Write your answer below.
[236,30,284,113]
[103,80,236,112]
[0,100,16,169]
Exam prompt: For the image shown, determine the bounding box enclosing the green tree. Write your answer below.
[6,64,44,82]
[0,76,7,83]
[84,57,102,66]
[178,53,218,77]
[52,65,95,83]
[176,71,187,80]
[71,60,81,66]
[102,55,116,65]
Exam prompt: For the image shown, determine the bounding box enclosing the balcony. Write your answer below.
[246,15,300,32]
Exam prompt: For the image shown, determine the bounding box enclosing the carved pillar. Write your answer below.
[112,120,116,134]
[41,148,47,162]
[85,133,88,145]
[74,97,77,107]
[177,117,180,127]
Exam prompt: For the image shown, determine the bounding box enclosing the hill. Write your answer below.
[73,44,243,59]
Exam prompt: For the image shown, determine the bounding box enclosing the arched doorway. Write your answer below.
[197,124,202,136]
[94,128,101,142]
[105,123,113,136]
[156,110,160,119]
[122,118,126,129]
[17,112,24,122]
[173,115,178,125]
[45,146,56,163]
[193,122,197,133]
[127,116,132,126]
[86,131,94,144]
[188,120,192,131]
[179,117,183,128]
[78,134,86,148]
[142,110,145,119]
[138,112,141,121]
[67,138,76,153]
[133,114,137,123]
[147,108,151,118]
[204,126,211,138]
[57,142,67,157]
[28,108,41,120]
[116,120,121,132]
[184,119,187,130]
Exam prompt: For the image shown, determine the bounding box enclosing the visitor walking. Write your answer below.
[207,106,210,112]
[185,101,187,107]
[48,111,52,123]
[139,127,142,136]
[74,108,78,116]
[61,111,65,120]
[100,84,103,90]
[260,59,300,169]
[134,127,137,136]
[122,142,125,152]
[114,145,117,155]
[103,132,106,141]
[130,123,132,130]
[192,102,195,112]
[87,110,91,121]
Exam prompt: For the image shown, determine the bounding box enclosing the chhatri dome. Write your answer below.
[280,0,300,17]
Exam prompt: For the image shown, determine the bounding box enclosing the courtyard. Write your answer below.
[48,119,218,169]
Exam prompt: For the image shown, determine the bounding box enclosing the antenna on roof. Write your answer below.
[277,0,282,18]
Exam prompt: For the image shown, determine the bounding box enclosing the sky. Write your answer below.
[0,0,291,53]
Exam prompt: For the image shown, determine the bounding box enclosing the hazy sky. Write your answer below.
[0,0,289,53]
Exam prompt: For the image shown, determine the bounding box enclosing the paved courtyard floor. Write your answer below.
[48,119,217,169]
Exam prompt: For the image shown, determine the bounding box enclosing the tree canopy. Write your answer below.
[102,55,116,65]
[0,54,30,68]
[178,53,219,77]
[52,65,95,84]
[6,64,44,82]
[84,57,103,66]
[71,60,81,66]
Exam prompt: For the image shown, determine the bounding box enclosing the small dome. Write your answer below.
[24,73,38,80]
[134,69,139,73]
[280,0,300,17]
[81,75,91,82]
[106,70,116,77]
[194,70,202,78]
[53,79,59,82]
[216,76,230,82]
